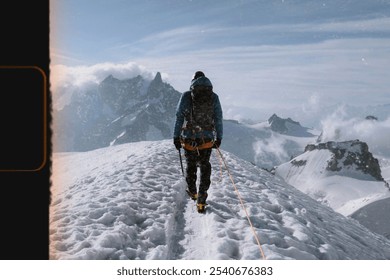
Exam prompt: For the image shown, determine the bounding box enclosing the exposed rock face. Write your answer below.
[365,115,378,121]
[305,140,383,181]
[268,114,315,137]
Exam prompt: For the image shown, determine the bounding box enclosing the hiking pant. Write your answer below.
[184,148,212,202]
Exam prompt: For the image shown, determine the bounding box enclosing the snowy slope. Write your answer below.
[223,118,318,169]
[274,143,390,216]
[50,140,390,260]
[351,197,390,239]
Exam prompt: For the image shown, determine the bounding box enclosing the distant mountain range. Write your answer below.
[53,72,180,152]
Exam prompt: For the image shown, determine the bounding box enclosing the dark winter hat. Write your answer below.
[192,71,205,81]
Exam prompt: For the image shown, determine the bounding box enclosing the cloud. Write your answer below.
[253,133,289,166]
[307,17,390,33]
[302,94,321,113]
[115,16,390,57]
[50,61,161,111]
[319,107,390,157]
[109,25,213,58]
[134,36,390,112]
[50,61,156,92]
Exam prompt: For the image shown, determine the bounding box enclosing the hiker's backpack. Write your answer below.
[188,77,215,133]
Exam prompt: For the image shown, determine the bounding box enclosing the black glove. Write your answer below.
[213,138,221,148]
[173,137,181,150]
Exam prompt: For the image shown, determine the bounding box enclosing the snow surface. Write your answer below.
[351,197,390,239]
[50,140,390,260]
[222,119,319,170]
[275,148,390,216]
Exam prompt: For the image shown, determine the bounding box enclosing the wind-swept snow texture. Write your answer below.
[50,140,390,260]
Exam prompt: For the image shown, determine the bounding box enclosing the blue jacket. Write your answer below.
[173,79,223,140]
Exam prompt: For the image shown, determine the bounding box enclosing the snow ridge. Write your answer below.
[50,140,390,260]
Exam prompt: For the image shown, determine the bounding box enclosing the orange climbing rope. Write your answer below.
[216,147,266,260]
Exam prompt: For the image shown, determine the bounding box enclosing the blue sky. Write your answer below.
[51,0,390,121]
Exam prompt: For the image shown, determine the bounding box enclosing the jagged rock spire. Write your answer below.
[152,72,162,84]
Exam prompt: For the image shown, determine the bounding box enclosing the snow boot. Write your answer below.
[186,188,198,201]
[196,192,208,213]
[196,203,207,213]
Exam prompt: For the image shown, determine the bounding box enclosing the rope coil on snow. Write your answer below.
[216,147,266,260]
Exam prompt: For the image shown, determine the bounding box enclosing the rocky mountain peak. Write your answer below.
[268,113,314,137]
[102,74,116,83]
[365,115,378,121]
[304,140,383,181]
[152,72,162,83]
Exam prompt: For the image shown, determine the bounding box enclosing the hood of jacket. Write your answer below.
[190,76,213,90]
